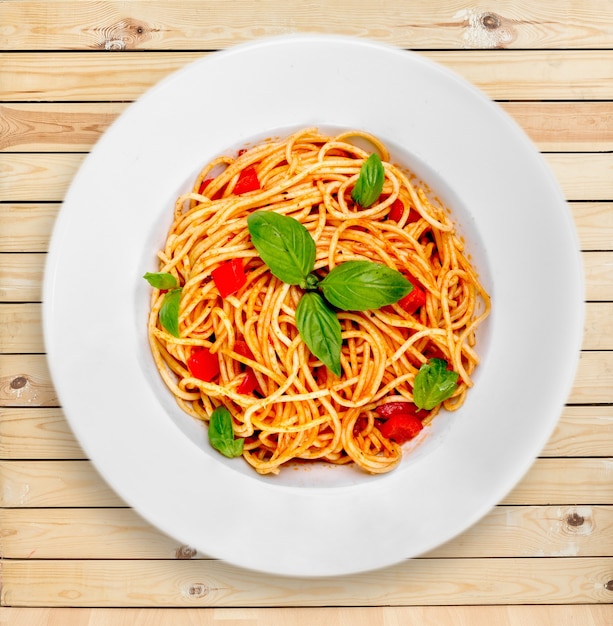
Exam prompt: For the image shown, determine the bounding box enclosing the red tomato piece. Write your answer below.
[233,339,255,361]
[237,368,259,395]
[197,178,224,200]
[187,346,220,382]
[388,198,405,222]
[233,166,260,194]
[376,401,424,419]
[211,258,247,299]
[407,208,421,223]
[379,414,424,444]
[398,284,427,314]
[388,199,421,223]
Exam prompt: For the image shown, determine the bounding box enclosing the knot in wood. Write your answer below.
[10,376,28,389]
[176,545,197,559]
[185,582,209,598]
[98,18,152,51]
[606,580,613,592]
[481,12,502,30]
[566,511,584,527]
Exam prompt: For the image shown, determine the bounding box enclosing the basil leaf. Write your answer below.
[351,153,385,207]
[247,211,316,286]
[295,292,342,377]
[320,260,412,311]
[413,358,459,410]
[143,272,178,290]
[208,406,244,458]
[159,288,182,337]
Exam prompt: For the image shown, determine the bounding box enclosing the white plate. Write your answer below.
[43,35,583,577]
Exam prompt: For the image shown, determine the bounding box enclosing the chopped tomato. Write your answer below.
[379,413,424,444]
[398,284,427,314]
[233,166,260,194]
[376,401,424,419]
[187,346,220,382]
[233,339,254,361]
[388,199,421,223]
[211,258,247,298]
[197,178,224,200]
[237,368,259,395]
[388,199,405,222]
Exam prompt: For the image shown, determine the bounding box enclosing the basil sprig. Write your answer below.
[143,272,178,290]
[247,210,412,375]
[320,260,412,311]
[247,211,316,288]
[208,406,244,458]
[351,153,385,207]
[143,272,182,337]
[295,292,343,376]
[413,358,459,410]
[159,288,182,338]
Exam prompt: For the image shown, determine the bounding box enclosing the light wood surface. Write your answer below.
[1,1,612,624]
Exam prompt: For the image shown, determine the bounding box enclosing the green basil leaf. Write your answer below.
[208,406,244,458]
[159,288,182,337]
[143,272,178,290]
[351,153,385,207]
[295,292,342,377]
[247,211,316,286]
[320,260,412,311]
[413,358,459,410]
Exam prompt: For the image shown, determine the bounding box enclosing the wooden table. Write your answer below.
[1,2,612,624]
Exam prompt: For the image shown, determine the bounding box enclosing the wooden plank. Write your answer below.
[2,505,611,559]
[2,153,612,204]
[0,408,83,460]
[0,460,125,508]
[0,354,58,407]
[1,557,612,607]
[0,153,86,203]
[545,406,613,457]
[1,50,613,102]
[584,252,613,302]
[0,254,45,303]
[501,102,613,152]
[583,303,613,350]
[3,101,613,153]
[1,606,612,626]
[573,202,613,252]
[0,204,58,253]
[0,303,43,353]
[0,103,126,152]
[1,201,610,254]
[2,1,613,51]
[1,458,610,508]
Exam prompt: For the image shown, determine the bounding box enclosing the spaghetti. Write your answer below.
[146,128,490,475]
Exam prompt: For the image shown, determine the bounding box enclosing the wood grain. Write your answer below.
[0,606,612,626]
[2,0,613,51]
[3,102,613,152]
[2,557,612,607]
[2,51,612,102]
[1,0,612,620]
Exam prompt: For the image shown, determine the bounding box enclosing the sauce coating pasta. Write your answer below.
[146,128,490,475]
